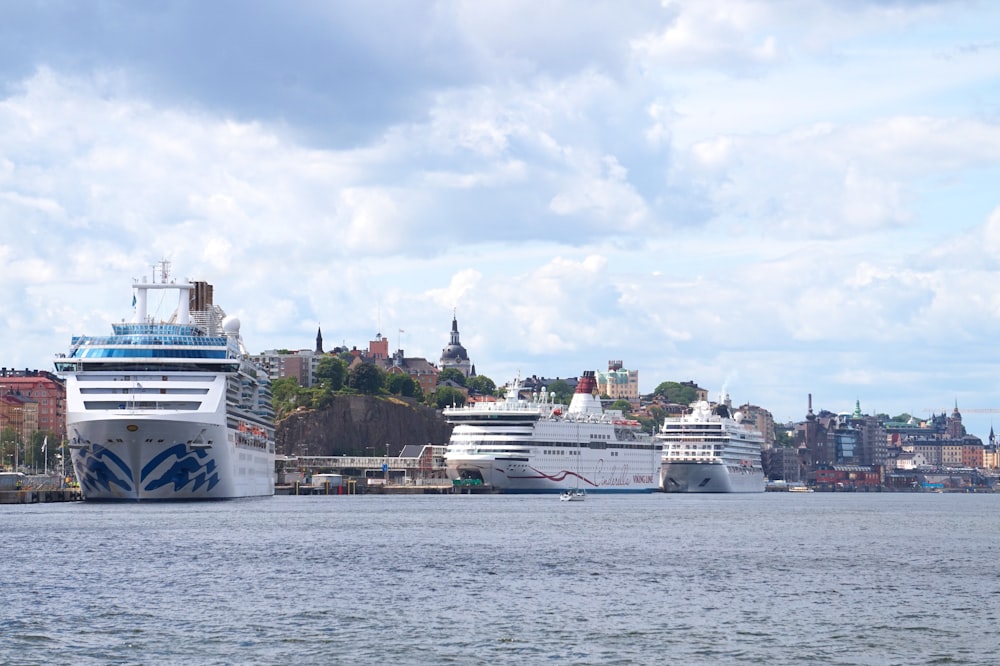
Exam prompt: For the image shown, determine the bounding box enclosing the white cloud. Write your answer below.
[3,1,1000,441]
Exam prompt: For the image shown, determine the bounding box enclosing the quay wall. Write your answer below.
[0,488,82,504]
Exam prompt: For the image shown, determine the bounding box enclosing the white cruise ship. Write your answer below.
[658,397,765,493]
[443,371,658,493]
[54,264,275,501]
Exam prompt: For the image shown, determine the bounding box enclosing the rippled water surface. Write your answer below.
[2,493,999,665]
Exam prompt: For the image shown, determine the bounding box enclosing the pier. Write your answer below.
[274,481,464,495]
[274,448,462,495]
[0,488,82,504]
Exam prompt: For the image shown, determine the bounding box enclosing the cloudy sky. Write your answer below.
[2,1,1000,436]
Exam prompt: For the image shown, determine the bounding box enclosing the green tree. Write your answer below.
[315,356,347,390]
[653,381,697,405]
[433,386,467,409]
[347,363,385,395]
[609,399,632,413]
[647,405,666,423]
[547,379,574,405]
[1,426,18,471]
[385,373,418,397]
[306,387,335,410]
[270,376,303,418]
[437,368,467,386]
[465,375,497,396]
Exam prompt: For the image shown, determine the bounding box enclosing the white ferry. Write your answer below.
[658,397,765,493]
[54,264,275,501]
[443,371,658,493]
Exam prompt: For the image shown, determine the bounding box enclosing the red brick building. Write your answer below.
[814,465,882,489]
[0,369,65,440]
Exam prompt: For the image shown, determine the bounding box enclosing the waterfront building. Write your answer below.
[368,332,389,361]
[851,409,888,468]
[797,398,888,470]
[0,368,65,440]
[946,404,964,438]
[815,465,881,489]
[520,375,579,400]
[984,443,998,469]
[738,403,776,449]
[799,394,836,468]
[831,419,859,463]
[595,360,639,403]
[905,436,982,468]
[252,348,325,388]
[1,393,39,471]
[384,350,439,397]
[762,446,803,482]
[680,381,709,402]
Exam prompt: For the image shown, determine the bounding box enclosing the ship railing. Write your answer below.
[285,456,433,471]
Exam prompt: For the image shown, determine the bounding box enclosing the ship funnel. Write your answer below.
[566,371,604,417]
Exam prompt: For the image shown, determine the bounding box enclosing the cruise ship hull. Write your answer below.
[447,452,657,493]
[659,461,765,493]
[69,416,273,501]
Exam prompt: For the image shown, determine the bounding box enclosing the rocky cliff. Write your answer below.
[275,394,453,456]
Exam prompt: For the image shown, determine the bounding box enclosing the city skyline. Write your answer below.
[2,2,1000,438]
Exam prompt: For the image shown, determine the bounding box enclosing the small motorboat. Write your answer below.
[560,488,587,501]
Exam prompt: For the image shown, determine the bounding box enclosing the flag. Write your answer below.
[42,436,47,452]
[132,294,137,307]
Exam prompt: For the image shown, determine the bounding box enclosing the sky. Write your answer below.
[2,0,1000,437]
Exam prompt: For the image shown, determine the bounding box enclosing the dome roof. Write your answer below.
[441,343,468,361]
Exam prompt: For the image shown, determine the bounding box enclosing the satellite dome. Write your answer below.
[222,316,241,335]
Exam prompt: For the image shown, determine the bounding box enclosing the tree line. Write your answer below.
[270,357,503,419]
[270,357,718,427]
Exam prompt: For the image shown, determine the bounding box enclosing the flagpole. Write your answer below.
[43,436,48,475]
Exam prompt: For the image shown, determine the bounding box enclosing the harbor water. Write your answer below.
[2,493,999,665]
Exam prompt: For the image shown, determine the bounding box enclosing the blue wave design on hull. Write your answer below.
[78,445,134,495]
[141,444,220,494]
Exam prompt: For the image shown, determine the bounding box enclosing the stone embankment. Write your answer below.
[276,394,453,457]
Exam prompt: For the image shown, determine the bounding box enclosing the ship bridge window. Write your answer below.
[83,400,201,411]
[76,348,228,359]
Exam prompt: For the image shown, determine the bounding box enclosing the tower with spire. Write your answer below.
[316,326,324,354]
[946,401,964,439]
[439,309,472,377]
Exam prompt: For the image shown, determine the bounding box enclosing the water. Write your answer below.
[2,493,998,665]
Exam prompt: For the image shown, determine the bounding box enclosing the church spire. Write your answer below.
[449,308,462,345]
[316,325,324,354]
[440,309,471,376]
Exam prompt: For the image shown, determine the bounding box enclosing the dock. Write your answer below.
[0,488,83,504]
[274,481,488,495]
